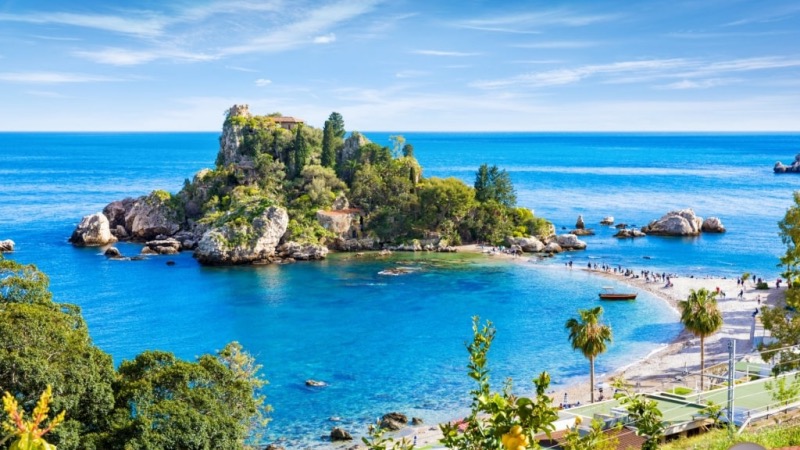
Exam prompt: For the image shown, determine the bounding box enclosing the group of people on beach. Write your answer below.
[573,261,677,287]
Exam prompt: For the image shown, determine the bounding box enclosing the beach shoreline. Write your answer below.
[380,244,785,449]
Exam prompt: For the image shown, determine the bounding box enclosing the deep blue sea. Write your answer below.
[1,132,799,446]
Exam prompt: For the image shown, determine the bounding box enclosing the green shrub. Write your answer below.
[756,282,770,290]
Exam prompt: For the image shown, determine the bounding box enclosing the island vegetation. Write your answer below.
[70,105,555,265]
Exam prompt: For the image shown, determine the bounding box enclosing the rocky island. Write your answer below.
[774,154,800,173]
[70,105,560,265]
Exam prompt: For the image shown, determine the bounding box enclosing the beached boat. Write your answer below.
[598,287,637,300]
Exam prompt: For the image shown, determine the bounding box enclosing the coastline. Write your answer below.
[378,244,785,449]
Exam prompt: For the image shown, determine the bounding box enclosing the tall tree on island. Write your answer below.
[565,306,612,403]
[293,124,309,178]
[328,112,345,138]
[321,120,336,168]
[678,288,723,391]
[474,163,517,207]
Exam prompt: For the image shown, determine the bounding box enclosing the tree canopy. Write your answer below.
[678,288,722,390]
[474,164,517,207]
[0,256,270,450]
[565,306,612,403]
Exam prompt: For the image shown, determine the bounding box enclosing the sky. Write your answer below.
[0,0,799,131]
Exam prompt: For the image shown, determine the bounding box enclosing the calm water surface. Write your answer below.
[1,132,798,445]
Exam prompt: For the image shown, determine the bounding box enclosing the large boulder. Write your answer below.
[0,240,14,253]
[641,209,703,236]
[125,191,183,240]
[339,132,371,164]
[143,238,182,255]
[701,217,726,233]
[69,213,118,246]
[556,234,587,250]
[330,427,353,441]
[334,237,377,251]
[380,412,408,431]
[277,242,329,260]
[506,236,545,252]
[194,206,289,265]
[103,197,136,232]
[544,242,562,253]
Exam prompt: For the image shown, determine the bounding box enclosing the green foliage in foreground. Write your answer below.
[779,192,800,308]
[437,317,558,450]
[661,421,800,449]
[0,256,269,450]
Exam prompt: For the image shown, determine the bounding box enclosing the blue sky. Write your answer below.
[0,0,798,131]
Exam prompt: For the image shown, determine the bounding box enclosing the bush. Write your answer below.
[756,282,770,290]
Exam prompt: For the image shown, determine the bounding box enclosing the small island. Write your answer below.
[774,154,800,173]
[70,105,572,265]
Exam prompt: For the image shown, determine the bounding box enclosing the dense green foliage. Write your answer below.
[181,109,553,247]
[678,288,723,390]
[779,192,800,308]
[565,307,612,403]
[437,317,558,450]
[0,256,269,449]
[613,379,665,450]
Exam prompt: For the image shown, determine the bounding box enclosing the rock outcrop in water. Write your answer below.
[641,209,710,236]
[194,206,289,265]
[69,213,118,246]
[701,217,726,233]
[774,154,800,173]
[0,240,15,252]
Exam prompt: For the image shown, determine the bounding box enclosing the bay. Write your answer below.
[1,131,798,446]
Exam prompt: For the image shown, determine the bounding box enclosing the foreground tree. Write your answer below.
[99,343,269,449]
[565,306,613,403]
[437,317,558,450]
[613,378,664,450]
[678,288,723,390]
[779,192,800,308]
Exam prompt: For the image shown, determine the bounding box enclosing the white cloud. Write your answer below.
[225,65,258,73]
[514,41,599,49]
[0,11,167,38]
[412,49,480,57]
[395,70,427,78]
[0,72,120,84]
[25,90,70,98]
[473,59,687,89]
[455,9,619,33]
[473,56,800,90]
[657,79,736,90]
[255,78,272,87]
[313,33,336,44]
[74,47,217,66]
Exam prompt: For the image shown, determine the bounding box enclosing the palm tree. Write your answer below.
[678,288,723,391]
[565,306,613,403]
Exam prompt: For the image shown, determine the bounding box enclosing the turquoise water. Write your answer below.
[1,132,799,446]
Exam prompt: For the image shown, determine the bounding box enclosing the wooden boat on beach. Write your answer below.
[598,287,637,301]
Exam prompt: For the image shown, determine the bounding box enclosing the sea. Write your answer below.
[1,131,799,446]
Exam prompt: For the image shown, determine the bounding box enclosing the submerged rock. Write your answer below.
[614,229,646,238]
[69,213,118,246]
[330,427,353,441]
[380,412,408,431]
[641,209,703,236]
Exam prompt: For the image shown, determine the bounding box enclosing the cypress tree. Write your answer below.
[321,120,335,168]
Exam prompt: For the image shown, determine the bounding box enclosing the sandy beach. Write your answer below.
[393,245,786,449]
